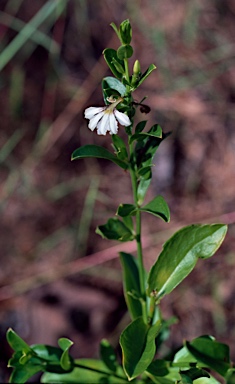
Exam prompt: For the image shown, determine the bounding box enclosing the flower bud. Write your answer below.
[133,60,141,75]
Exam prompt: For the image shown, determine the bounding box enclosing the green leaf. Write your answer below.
[146,359,169,377]
[41,358,126,383]
[7,328,31,353]
[194,376,221,384]
[130,124,162,144]
[100,339,118,373]
[117,44,133,60]
[140,195,170,222]
[185,336,231,377]
[117,204,136,217]
[103,48,124,79]
[122,215,134,232]
[135,127,168,205]
[30,344,74,373]
[58,338,73,352]
[96,218,134,242]
[58,338,74,371]
[179,367,210,383]
[135,131,169,170]
[120,252,143,320]
[226,369,235,384]
[112,135,128,161]
[173,345,197,364]
[137,64,157,87]
[147,224,228,298]
[110,22,121,40]
[102,76,127,103]
[9,365,42,384]
[138,166,152,180]
[71,145,128,170]
[137,178,151,205]
[119,19,132,44]
[120,317,161,380]
[135,120,147,133]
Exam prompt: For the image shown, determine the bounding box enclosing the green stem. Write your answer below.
[124,55,147,323]
[129,141,147,323]
[74,363,128,382]
[124,58,130,84]
[148,296,156,325]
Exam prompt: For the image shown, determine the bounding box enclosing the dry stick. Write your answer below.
[0,210,234,302]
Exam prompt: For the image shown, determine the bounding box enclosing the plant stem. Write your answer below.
[124,56,147,322]
[74,363,128,382]
[124,58,130,84]
[129,141,147,322]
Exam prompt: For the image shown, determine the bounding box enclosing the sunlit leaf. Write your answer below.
[147,224,228,299]
[41,358,126,383]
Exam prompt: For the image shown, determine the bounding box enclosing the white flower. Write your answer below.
[84,97,131,135]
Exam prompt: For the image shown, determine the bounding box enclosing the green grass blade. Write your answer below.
[0,0,67,71]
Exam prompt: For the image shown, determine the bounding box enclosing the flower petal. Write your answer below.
[109,112,118,134]
[114,110,131,126]
[97,113,109,135]
[88,111,105,131]
[84,106,105,119]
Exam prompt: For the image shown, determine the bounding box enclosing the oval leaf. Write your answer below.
[96,217,134,242]
[9,366,42,384]
[120,317,161,380]
[102,76,127,101]
[185,336,230,377]
[147,224,227,298]
[7,329,31,353]
[119,19,132,44]
[112,134,128,161]
[141,195,170,222]
[71,145,128,170]
[120,252,143,320]
[103,49,124,79]
[99,339,118,373]
[117,204,136,217]
[117,44,133,60]
[135,120,147,133]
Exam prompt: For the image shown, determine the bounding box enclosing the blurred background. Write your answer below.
[0,0,235,381]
